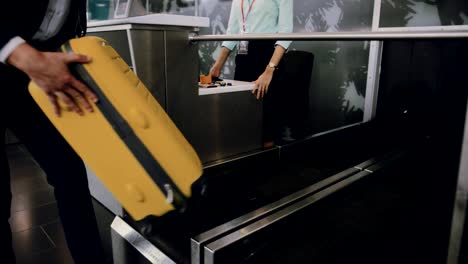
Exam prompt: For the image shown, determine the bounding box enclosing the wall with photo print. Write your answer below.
[380,0,468,27]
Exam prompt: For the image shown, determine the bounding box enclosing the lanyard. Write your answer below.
[241,0,255,33]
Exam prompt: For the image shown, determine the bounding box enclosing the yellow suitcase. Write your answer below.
[28,36,203,221]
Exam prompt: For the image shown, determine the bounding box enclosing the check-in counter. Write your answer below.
[86,14,263,163]
[84,14,263,216]
[196,80,262,163]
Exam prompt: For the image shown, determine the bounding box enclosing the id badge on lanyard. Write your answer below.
[238,39,249,55]
[238,0,255,55]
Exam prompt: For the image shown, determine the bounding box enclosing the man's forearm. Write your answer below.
[7,43,42,73]
[0,37,26,64]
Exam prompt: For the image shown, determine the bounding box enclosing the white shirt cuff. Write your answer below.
[276,41,292,50]
[0,37,26,64]
[222,41,237,51]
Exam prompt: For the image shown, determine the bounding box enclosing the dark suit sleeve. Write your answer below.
[0,31,19,51]
[0,2,48,50]
[1,1,87,53]
[0,3,21,50]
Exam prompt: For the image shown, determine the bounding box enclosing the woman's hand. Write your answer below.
[209,47,231,78]
[209,63,222,78]
[252,67,274,100]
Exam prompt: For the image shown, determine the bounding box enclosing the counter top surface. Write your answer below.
[88,13,210,28]
[199,79,256,96]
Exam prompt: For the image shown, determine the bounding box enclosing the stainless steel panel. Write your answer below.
[203,170,371,264]
[194,93,262,163]
[129,24,202,32]
[354,149,401,171]
[86,165,124,217]
[203,147,277,169]
[364,41,384,122]
[364,151,407,173]
[111,216,176,264]
[279,122,364,148]
[165,30,263,163]
[126,29,138,76]
[192,150,406,263]
[164,29,203,150]
[200,150,406,264]
[190,31,468,42]
[191,166,360,263]
[364,1,383,123]
[129,30,167,108]
[111,225,129,264]
[192,166,359,243]
[447,100,468,264]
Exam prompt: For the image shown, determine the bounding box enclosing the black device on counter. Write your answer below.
[199,76,232,88]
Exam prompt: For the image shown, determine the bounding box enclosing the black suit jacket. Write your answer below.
[1,0,87,52]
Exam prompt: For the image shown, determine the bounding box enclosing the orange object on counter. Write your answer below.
[200,75,212,84]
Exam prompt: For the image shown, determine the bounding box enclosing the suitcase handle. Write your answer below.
[164,184,174,204]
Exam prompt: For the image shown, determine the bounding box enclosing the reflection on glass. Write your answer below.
[291,41,369,133]
[198,0,373,139]
[198,1,234,77]
[147,0,195,14]
[87,0,112,20]
[380,0,468,27]
[293,0,372,133]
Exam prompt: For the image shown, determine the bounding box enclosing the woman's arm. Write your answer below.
[253,0,293,99]
[209,1,240,77]
[210,47,231,77]
[275,0,294,50]
[252,45,286,99]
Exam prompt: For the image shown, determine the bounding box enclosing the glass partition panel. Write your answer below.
[290,41,369,133]
[380,0,468,27]
[198,0,374,143]
[198,0,234,77]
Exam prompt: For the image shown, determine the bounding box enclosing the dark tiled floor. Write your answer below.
[6,144,114,264]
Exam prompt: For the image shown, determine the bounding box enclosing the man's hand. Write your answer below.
[252,67,274,100]
[7,43,98,117]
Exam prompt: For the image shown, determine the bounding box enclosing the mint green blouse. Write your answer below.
[222,0,293,51]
